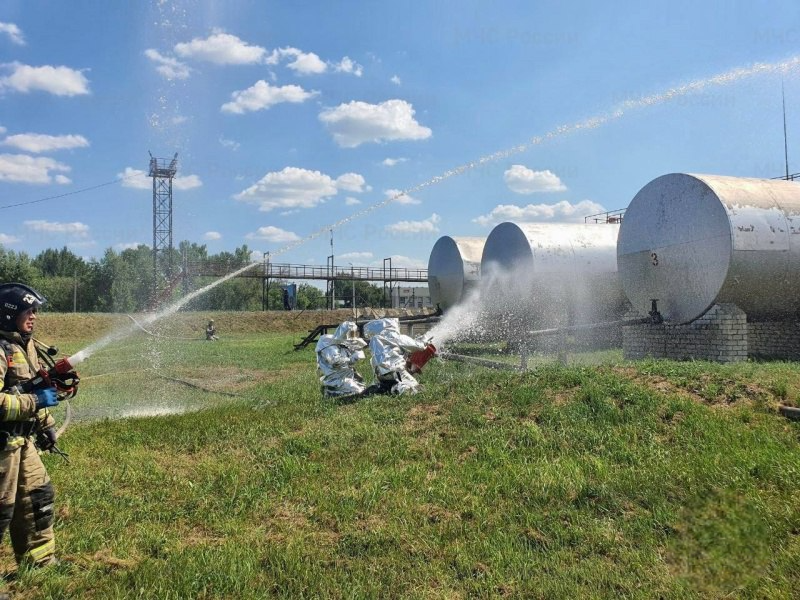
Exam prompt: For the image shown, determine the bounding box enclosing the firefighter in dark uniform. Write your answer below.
[205,319,218,341]
[0,283,59,569]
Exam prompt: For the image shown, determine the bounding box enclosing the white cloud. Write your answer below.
[390,75,401,85]
[335,172,370,193]
[221,80,318,114]
[118,167,202,190]
[203,231,222,241]
[234,166,367,212]
[385,188,420,205]
[0,234,19,244]
[245,226,300,243]
[234,167,336,211]
[382,157,407,167]
[219,137,240,151]
[504,165,567,194]
[472,200,606,227]
[267,47,327,75]
[119,167,150,189]
[0,126,5,135]
[2,133,89,153]
[174,174,203,190]
[319,99,432,148]
[0,22,24,45]
[385,213,441,235]
[333,57,363,77]
[24,220,89,237]
[267,48,364,77]
[0,63,90,96]
[287,50,326,75]
[114,242,143,251]
[144,49,192,80]
[345,197,361,205]
[0,154,71,184]
[174,31,267,65]
[372,255,426,269]
[339,251,373,261]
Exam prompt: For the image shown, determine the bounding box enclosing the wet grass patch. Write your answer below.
[5,331,800,597]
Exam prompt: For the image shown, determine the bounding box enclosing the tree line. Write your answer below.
[0,242,388,313]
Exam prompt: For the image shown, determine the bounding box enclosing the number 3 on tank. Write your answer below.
[651,252,659,266]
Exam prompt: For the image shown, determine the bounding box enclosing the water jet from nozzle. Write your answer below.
[65,350,88,368]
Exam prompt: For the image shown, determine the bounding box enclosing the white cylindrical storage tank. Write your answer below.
[428,236,485,310]
[617,173,800,324]
[480,222,625,327]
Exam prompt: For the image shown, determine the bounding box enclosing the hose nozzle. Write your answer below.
[53,357,75,375]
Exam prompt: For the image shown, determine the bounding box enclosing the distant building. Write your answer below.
[391,286,433,309]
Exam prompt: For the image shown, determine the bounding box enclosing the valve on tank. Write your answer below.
[649,299,664,325]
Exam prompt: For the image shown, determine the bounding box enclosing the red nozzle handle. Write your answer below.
[53,357,74,375]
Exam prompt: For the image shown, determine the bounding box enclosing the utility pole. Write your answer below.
[264,251,270,311]
[783,80,790,179]
[73,271,77,312]
[349,262,355,318]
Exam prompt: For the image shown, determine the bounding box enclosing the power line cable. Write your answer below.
[0,174,138,210]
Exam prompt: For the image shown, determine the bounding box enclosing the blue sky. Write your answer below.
[1,0,799,269]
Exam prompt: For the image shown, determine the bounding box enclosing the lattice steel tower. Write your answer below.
[148,151,178,298]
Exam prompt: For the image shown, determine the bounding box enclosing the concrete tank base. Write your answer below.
[623,304,800,363]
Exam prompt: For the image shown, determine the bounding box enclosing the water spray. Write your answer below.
[73,259,260,361]
[59,54,800,412]
[125,57,800,348]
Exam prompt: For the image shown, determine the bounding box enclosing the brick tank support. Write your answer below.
[623,303,747,363]
[748,321,800,360]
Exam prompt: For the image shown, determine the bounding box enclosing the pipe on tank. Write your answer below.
[617,173,800,324]
[427,236,485,310]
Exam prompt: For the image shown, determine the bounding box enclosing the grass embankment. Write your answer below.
[35,308,427,343]
[4,317,800,598]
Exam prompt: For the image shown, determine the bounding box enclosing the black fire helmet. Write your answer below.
[0,283,46,332]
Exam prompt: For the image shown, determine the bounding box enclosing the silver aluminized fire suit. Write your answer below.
[315,321,367,397]
[363,318,428,395]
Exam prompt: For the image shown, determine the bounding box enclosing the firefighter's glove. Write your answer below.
[350,350,366,363]
[34,387,59,410]
[36,426,57,452]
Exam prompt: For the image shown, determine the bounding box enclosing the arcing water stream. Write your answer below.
[270,55,800,260]
[71,55,800,367]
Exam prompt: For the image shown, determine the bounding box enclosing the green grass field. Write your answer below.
[5,318,800,598]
